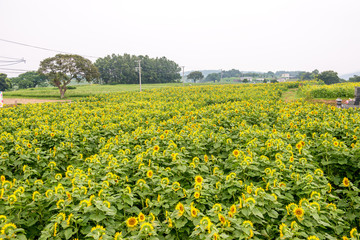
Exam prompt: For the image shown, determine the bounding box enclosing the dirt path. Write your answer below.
[3,98,71,105]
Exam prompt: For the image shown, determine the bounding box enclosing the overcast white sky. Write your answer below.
[1,0,360,77]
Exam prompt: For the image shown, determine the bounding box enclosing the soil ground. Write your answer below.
[3,98,70,106]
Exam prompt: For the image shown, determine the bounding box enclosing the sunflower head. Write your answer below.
[194,191,200,199]
[195,175,203,184]
[343,177,350,187]
[126,217,138,228]
[140,222,154,235]
[138,212,146,222]
[146,170,153,178]
[293,207,304,220]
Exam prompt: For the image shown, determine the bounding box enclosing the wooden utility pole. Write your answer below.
[136,60,142,92]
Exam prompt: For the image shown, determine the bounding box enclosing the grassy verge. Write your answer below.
[3,83,184,100]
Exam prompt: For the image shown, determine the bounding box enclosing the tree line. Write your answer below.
[94,54,181,84]
[0,54,181,93]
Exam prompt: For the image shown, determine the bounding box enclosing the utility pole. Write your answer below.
[135,60,142,92]
[181,66,185,86]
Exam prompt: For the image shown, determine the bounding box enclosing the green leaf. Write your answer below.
[175,218,188,229]
[267,209,278,218]
[252,207,264,218]
[90,213,106,222]
[64,228,73,240]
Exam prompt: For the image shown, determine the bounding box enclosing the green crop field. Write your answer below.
[3,83,184,100]
[0,82,359,240]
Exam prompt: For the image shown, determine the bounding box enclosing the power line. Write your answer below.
[0,55,23,60]
[0,62,26,67]
[0,71,27,74]
[0,67,33,71]
[0,60,24,63]
[0,38,100,59]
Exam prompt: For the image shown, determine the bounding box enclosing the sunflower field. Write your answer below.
[0,83,360,240]
[298,82,360,99]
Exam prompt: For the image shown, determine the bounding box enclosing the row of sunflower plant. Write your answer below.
[0,82,359,239]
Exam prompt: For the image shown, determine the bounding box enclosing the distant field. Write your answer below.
[3,83,184,100]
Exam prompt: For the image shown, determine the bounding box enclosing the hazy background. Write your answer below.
[1,0,359,77]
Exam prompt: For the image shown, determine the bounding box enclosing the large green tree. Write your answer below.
[205,73,220,82]
[95,54,181,84]
[0,73,11,91]
[38,54,100,98]
[187,71,204,83]
[11,71,48,89]
[316,70,340,85]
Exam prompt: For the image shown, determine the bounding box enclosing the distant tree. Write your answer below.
[242,79,249,83]
[349,75,360,82]
[95,54,181,84]
[0,73,12,91]
[187,71,204,83]
[316,70,340,85]
[267,71,275,77]
[205,73,220,82]
[38,54,100,98]
[312,69,319,75]
[300,72,312,80]
[11,71,48,89]
[270,79,278,83]
[263,79,268,83]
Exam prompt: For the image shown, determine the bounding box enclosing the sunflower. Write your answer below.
[327,183,332,193]
[243,220,253,228]
[350,228,357,238]
[230,204,237,214]
[138,212,146,222]
[0,215,6,224]
[172,182,181,191]
[233,149,240,158]
[1,223,16,238]
[57,213,66,221]
[279,223,286,238]
[114,232,122,240]
[146,170,153,178]
[213,203,222,213]
[126,217,138,228]
[175,202,185,216]
[8,194,17,205]
[307,236,319,240]
[293,207,304,220]
[191,206,198,217]
[32,191,41,201]
[195,175,203,184]
[343,177,350,187]
[194,191,200,199]
[218,214,226,225]
[56,199,64,209]
[213,233,219,240]
[91,225,106,236]
[153,145,160,152]
[140,222,154,235]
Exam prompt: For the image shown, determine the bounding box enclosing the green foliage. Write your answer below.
[38,54,100,99]
[1,82,360,239]
[11,71,48,89]
[298,82,360,99]
[187,71,204,83]
[349,75,360,82]
[95,54,181,85]
[317,71,340,85]
[0,73,12,91]
[204,73,220,82]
